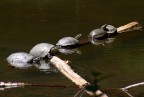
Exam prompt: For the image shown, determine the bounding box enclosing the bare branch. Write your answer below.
[121,82,144,90]
[120,89,134,97]
[120,82,144,97]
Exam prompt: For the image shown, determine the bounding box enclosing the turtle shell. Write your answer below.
[56,37,79,46]
[101,24,117,34]
[89,28,107,40]
[7,52,33,69]
[30,43,54,58]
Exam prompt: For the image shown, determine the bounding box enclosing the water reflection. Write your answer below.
[34,60,58,73]
[58,48,81,55]
[0,0,144,96]
[90,38,115,46]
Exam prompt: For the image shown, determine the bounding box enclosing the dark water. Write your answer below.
[0,0,144,97]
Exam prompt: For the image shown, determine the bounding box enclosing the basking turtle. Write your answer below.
[101,24,117,37]
[7,52,57,73]
[88,28,108,45]
[29,43,58,72]
[56,34,81,49]
[29,43,54,59]
[88,28,107,40]
[55,34,81,54]
[7,52,34,69]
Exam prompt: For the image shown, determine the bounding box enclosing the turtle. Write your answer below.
[7,52,34,69]
[88,28,108,45]
[56,34,81,49]
[88,28,116,46]
[101,24,117,37]
[6,52,56,73]
[29,43,54,59]
[55,34,82,54]
[29,43,58,72]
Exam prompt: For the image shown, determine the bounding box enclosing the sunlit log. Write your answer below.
[50,56,108,97]
[117,21,142,33]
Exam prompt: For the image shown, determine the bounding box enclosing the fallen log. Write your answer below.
[50,56,108,97]
[117,21,142,33]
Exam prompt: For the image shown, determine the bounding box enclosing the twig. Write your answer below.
[120,89,134,97]
[120,82,144,97]
[0,82,25,87]
[74,88,84,97]
[79,89,86,97]
[0,82,75,89]
[121,82,144,90]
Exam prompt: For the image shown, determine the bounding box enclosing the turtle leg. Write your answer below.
[32,57,41,66]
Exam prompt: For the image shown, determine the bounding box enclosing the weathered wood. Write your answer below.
[49,22,142,97]
[50,56,89,88]
[117,21,142,33]
[50,56,108,97]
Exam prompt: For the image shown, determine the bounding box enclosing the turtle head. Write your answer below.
[101,24,117,37]
[101,24,109,31]
[50,45,61,56]
[32,57,41,64]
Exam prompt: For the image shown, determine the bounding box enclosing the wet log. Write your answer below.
[50,56,108,97]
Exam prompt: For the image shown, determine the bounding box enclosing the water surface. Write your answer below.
[0,0,144,97]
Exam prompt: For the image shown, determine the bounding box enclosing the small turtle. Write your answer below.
[55,34,81,54]
[29,43,54,59]
[88,28,108,46]
[7,52,34,69]
[101,24,117,37]
[56,34,81,49]
[88,28,107,41]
